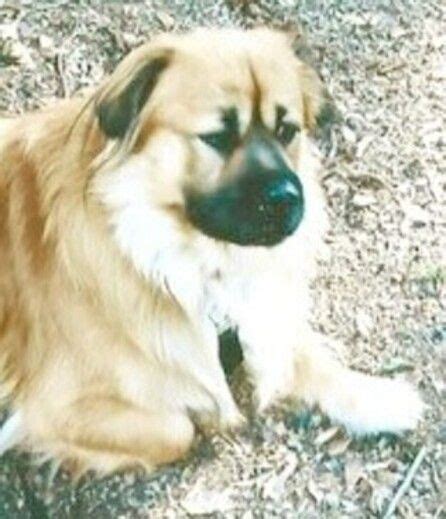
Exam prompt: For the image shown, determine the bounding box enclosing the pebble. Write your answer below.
[402,203,431,227]
[355,310,374,336]
[156,11,175,30]
[38,35,54,52]
[181,488,233,515]
[351,192,377,208]
[0,22,18,40]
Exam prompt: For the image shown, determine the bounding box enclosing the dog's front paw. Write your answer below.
[324,373,424,436]
[197,408,246,436]
[219,409,247,433]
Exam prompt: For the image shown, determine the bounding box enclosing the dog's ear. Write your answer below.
[298,61,339,136]
[270,25,340,135]
[95,49,171,140]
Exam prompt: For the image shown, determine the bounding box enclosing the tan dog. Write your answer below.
[0,28,423,475]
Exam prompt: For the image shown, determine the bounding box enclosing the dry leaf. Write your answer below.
[328,437,351,456]
[315,426,341,446]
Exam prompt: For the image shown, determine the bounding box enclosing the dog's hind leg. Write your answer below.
[28,398,195,475]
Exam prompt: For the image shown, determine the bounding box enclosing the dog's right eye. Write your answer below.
[199,108,239,156]
[199,130,237,156]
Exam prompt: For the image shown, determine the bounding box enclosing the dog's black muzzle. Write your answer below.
[186,130,305,247]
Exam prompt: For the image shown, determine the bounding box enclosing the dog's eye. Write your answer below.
[276,121,300,146]
[275,105,300,147]
[199,130,237,156]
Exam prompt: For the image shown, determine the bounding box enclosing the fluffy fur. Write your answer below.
[0,28,423,475]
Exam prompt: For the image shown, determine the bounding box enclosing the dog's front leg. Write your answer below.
[236,278,301,411]
[289,329,424,435]
[238,279,424,435]
[165,313,245,433]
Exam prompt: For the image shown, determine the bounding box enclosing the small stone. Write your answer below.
[0,22,18,40]
[39,35,54,51]
[156,11,175,30]
[351,192,377,208]
[262,474,285,500]
[355,310,374,337]
[431,63,446,80]
[341,124,357,144]
[402,203,431,228]
[181,488,233,515]
[8,41,35,68]
[121,32,141,49]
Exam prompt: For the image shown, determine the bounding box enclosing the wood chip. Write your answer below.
[328,437,351,456]
[315,426,341,446]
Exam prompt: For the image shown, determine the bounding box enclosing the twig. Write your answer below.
[383,445,427,519]
[377,62,407,76]
[54,51,68,98]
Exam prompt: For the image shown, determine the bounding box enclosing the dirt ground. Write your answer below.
[0,0,445,517]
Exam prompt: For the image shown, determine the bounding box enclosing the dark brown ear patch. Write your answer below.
[96,56,169,139]
[315,97,337,129]
[315,92,340,136]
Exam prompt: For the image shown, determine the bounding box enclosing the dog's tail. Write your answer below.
[0,410,25,456]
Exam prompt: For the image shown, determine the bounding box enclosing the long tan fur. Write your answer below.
[0,28,423,475]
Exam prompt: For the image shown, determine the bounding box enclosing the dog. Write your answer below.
[0,28,423,475]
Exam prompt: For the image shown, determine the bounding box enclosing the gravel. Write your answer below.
[1,0,445,517]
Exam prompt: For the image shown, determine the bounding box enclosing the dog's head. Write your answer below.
[91,28,333,256]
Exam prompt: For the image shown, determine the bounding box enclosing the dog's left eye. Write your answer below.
[276,121,300,146]
[199,130,237,156]
[275,105,300,147]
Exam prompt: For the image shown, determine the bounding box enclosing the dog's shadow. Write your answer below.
[0,448,190,518]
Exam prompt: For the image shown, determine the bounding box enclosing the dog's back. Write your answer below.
[0,117,14,330]
[0,117,25,406]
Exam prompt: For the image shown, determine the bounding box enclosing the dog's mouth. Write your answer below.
[185,170,305,247]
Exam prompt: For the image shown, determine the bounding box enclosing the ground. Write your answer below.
[0,0,445,517]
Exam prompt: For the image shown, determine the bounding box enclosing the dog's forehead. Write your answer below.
[174,30,299,94]
[154,31,303,131]
[170,27,292,59]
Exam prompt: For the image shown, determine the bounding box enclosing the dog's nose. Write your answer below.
[266,178,302,205]
[260,174,304,233]
[263,176,304,219]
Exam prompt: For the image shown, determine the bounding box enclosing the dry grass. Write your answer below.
[0,0,445,517]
